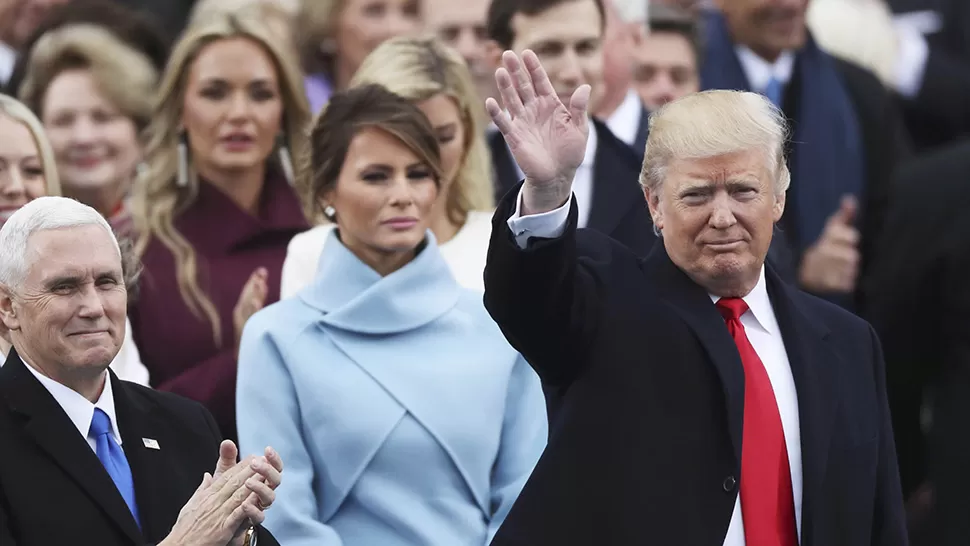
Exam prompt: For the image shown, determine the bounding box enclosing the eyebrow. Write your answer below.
[678,180,758,196]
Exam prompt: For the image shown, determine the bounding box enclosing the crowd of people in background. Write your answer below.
[0,0,968,544]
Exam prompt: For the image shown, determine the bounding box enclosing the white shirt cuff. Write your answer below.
[892,23,930,98]
[506,186,572,249]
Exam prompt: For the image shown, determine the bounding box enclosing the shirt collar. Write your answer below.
[21,359,122,445]
[708,266,777,335]
[0,41,16,85]
[735,46,795,92]
[604,89,644,148]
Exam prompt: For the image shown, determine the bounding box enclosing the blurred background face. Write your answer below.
[7,224,126,376]
[508,0,606,112]
[717,0,809,60]
[181,37,284,179]
[415,93,465,193]
[325,126,438,261]
[422,0,493,100]
[336,0,421,77]
[633,31,699,110]
[0,114,46,226]
[42,69,141,206]
[0,0,71,49]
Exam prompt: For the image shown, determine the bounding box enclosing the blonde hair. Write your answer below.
[0,94,62,197]
[190,0,297,53]
[18,24,159,130]
[132,12,310,346]
[641,90,791,196]
[349,35,494,225]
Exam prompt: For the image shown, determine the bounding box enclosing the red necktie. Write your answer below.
[716,297,798,546]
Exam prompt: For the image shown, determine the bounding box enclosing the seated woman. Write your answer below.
[0,94,149,385]
[282,35,494,294]
[18,23,162,240]
[236,84,547,546]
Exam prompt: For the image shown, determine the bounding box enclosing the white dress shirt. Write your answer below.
[0,41,16,86]
[604,89,644,149]
[507,190,804,545]
[736,46,795,93]
[21,357,123,453]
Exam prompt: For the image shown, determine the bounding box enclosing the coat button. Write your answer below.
[722,476,737,492]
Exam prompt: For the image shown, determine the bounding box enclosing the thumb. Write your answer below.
[214,440,238,477]
[831,195,858,226]
[568,84,591,126]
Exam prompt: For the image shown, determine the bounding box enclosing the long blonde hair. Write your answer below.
[132,12,310,346]
[0,94,62,197]
[349,35,494,226]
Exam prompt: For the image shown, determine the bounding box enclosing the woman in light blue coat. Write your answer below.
[236,84,547,545]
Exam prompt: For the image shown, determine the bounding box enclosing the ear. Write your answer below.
[0,285,21,333]
[643,185,663,231]
[484,40,505,71]
[772,190,786,223]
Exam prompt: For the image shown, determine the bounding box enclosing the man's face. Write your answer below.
[716,0,809,60]
[423,0,495,100]
[646,149,784,296]
[0,225,126,382]
[503,0,606,111]
[0,0,71,49]
[632,31,699,110]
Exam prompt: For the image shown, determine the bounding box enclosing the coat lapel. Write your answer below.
[0,351,143,544]
[643,246,746,464]
[113,374,185,542]
[586,120,646,238]
[764,272,840,545]
[488,131,520,203]
[633,106,650,158]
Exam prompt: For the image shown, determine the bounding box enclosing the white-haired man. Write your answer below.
[0,197,282,546]
[482,51,907,545]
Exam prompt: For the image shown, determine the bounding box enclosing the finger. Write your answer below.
[568,84,592,128]
[212,457,258,498]
[246,477,276,508]
[485,96,515,138]
[224,502,256,535]
[825,224,860,247]
[522,49,556,98]
[264,446,283,473]
[831,194,858,226]
[505,49,536,106]
[498,53,525,116]
[251,457,282,489]
[241,501,266,526]
[214,440,239,478]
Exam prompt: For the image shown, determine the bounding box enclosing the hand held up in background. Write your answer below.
[799,195,861,294]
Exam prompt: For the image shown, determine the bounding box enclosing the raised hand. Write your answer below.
[485,50,591,215]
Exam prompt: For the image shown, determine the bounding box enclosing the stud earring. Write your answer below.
[324,205,336,221]
[176,130,189,188]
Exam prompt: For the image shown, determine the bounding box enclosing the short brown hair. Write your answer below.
[486,0,606,50]
[647,3,702,65]
[306,84,443,220]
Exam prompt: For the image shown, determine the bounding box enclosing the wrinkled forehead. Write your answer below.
[23,226,122,283]
[664,150,773,187]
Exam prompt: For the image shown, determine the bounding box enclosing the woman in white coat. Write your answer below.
[282,36,495,295]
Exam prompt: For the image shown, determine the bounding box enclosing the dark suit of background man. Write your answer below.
[863,140,970,546]
[700,0,908,311]
[481,49,906,545]
[484,0,656,257]
[0,197,282,546]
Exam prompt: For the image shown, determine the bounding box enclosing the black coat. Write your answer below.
[0,350,278,546]
[483,183,908,545]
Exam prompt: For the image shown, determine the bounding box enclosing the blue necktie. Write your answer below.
[763,77,784,107]
[89,408,141,528]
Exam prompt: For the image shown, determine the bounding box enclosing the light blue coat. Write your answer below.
[237,231,547,545]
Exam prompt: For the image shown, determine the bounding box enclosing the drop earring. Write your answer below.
[277,133,295,186]
[176,130,189,188]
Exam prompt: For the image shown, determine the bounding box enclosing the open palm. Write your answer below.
[486,50,590,190]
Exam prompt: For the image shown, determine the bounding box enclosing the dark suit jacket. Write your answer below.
[862,140,970,546]
[888,0,970,151]
[488,119,656,256]
[0,350,277,546]
[483,183,907,545]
